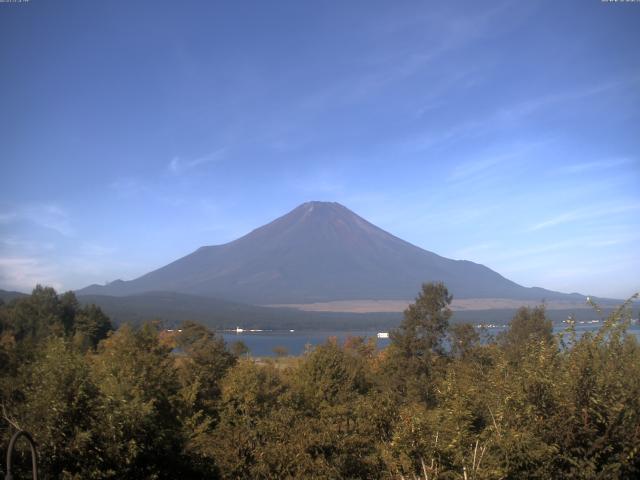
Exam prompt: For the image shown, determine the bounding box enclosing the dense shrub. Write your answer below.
[1,285,638,479]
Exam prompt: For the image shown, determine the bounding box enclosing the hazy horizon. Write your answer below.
[1,1,639,298]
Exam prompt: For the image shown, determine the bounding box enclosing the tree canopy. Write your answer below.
[1,285,639,479]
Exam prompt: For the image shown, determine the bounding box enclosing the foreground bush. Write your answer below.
[1,285,638,479]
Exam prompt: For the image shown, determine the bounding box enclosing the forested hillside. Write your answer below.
[1,284,639,479]
[76,291,402,331]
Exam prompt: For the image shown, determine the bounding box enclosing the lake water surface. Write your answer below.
[221,323,640,357]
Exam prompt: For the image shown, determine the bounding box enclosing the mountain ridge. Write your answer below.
[77,201,585,304]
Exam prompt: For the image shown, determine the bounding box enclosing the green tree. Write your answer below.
[59,290,80,334]
[294,340,369,412]
[89,323,188,479]
[11,338,103,478]
[384,282,452,404]
[72,304,113,350]
[6,285,65,343]
[175,321,236,413]
[499,305,554,362]
[211,359,289,478]
[449,322,481,359]
[392,282,453,356]
[545,299,640,478]
[229,340,250,357]
[0,286,112,352]
[289,341,383,478]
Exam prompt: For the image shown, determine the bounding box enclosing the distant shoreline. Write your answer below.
[266,297,603,313]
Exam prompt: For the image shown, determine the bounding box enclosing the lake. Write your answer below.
[221,322,640,357]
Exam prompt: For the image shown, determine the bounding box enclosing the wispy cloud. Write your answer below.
[301,3,515,111]
[0,236,56,253]
[110,177,149,198]
[529,212,584,232]
[586,238,633,248]
[26,204,74,236]
[0,233,127,292]
[557,157,636,174]
[406,75,639,156]
[449,140,547,182]
[168,148,226,174]
[0,204,75,237]
[495,75,640,123]
[79,242,116,257]
[286,167,346,196]
[0,212,17,224]
[467,240,578,264]
[528,203,640,232]
[454,229,640,268]
[451,243,498,259]
[109,178,187,207]
[0,256,63,292]
[450,152,516,181]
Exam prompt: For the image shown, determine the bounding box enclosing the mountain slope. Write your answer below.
[0,289,29,303]
[77,201,583,304]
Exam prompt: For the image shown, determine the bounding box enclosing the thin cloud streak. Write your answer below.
[0,212,17,224]
[451,243,498,259]
[110,178,149,198]
[557,157,636,174]
[168,148,226,174]
[300,3,515,110]
[0,204,75,237]
[0,256,63,292]
[528,203,640,231]
[495,75,640,122]
[453,231,640,268]
[406,75,639,156]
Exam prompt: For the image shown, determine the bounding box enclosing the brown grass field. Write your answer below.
[267,298,592,313]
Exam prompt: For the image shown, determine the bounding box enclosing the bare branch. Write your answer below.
[488,406,501,437]
[421,456,429,480]
[1,402,21,431]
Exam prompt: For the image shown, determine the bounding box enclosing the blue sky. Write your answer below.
[1,0,638,298]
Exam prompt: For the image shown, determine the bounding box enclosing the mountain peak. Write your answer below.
[77,202,580,304]
[294,201,350,217]
[299,200,341,208]
[260,201,385,242]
